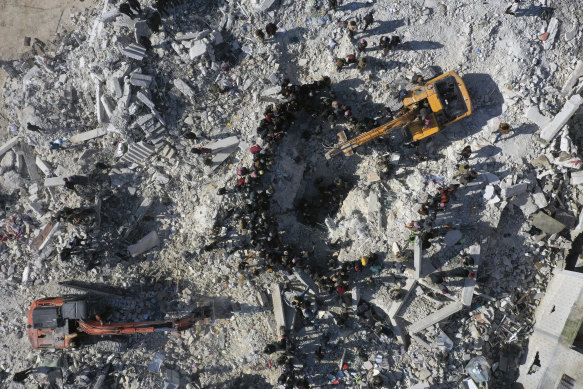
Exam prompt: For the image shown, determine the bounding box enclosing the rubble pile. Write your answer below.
[1,0,583,387]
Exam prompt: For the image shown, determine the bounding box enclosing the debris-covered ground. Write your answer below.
[1,0,583,388]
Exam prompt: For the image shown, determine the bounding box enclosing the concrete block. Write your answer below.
[110,77,123,98]
[571,171,583,185]
[44,176,67,187]
[70,127,108,144]
[540,94,583,142]
[414,236,422,279]
[203,136,240,174]
[189,42,208,59]
[462,245,480,307]
[136,91,155,109]
[35,157,51,176]
[30,222,60,252]
[19,143,40,182]
[561,61,583,96]
[262,86,282,96]
[122,43,146,60]
[173,79,194,98]
[120,141,155,165]
[134,21,151,42]
[95,82,106,123]
[175,30,210,41]
[100,95,115,118]
[130,72,153,88]
[543,18,559,50]
[500,182,528,199]
[259,0,276,12]
[532,191,548,209]
[525,106,551,128]
[271,284,286,330]
[128,231,159,257]
[532,212,566,235]
[121,79,132,108]
[0,137,19,159]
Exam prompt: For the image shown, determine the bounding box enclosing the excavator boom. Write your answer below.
[325,110,417,159]
[77,313,202,336]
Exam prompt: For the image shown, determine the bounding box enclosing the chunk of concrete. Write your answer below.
[175,30,210,41]
[531,212,566,235]
[173,79,194,98]
[136,91,155,109]
[35,157,52,176]
[407,302,464,334]
[189,42,208,59]
[122,43,146,60]
[540,94,583,142]
[271,284,286,330]
[130,72,153,88]
[128,231,159,257]
[0,137,19,159]
[258,0,277,12]
[561,61,583,96]
[500,182,528,199]
[444,230,462,246]
[571,171,583,186]
[262,86,282,96]
[203,136,240,174]
[44,176,67,187]
[96,82,106,123]
[483,185,495,200]
[71,128,108,144]
[525,106,551,128]
[414,235,423,279]
[30,222,60,252]
[542,18,559,50]
[134,20,151,42]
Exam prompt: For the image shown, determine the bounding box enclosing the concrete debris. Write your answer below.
[1,0,583,387]
[540,94,583,142]
[122,43,146,61]
[128,231,160,257]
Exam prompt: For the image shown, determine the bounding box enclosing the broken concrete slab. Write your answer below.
[271,284,286,330]
[137,91,156,110]
[462,245,480,307]
[30,222,60,252]
[542,18,559,50]
[95,82,106,123]
[571,171,583,186]
[203,136,240,174]
[120,141,155,165]
[501,182,528,199]
[43,176,67,187]
[525,106,551,128]
[262,86,282,96]
[0,137,19,159]
[173,79,194,98]
[70,127,108,144]
[175,29,210,41]
[130,72,153,88]
[122,43,146,61]
[189,42,208,59]
[128,231,159,257]
[258,0,277,13]
[134,20,151,42]
[540,94,583,142]
[531,212,566,235]
[407,301,464,334]
[561,61,583,96]
[444,230,462,246]
[35,157,51,176]
[414,235,423,279]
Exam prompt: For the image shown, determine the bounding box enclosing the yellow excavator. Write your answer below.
[325,71,472,159]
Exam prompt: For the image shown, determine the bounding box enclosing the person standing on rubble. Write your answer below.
[266,22,278,38]
[459,145,472,161]
[335,57,347,72]
[255,29,266,44]
[379,36,391,54]
[505,0,520,16]
[357,39,368,53]
[363,11,374,31]
[494,122,512,143]
[357,57,368,73]
[347,21,357,39]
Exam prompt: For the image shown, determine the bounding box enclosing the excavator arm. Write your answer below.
[77,313,200,336]
[325,110,418,159]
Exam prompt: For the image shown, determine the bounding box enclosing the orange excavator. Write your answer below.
[325,70,472,159]
[27,295,215,350]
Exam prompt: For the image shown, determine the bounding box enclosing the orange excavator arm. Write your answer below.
[325,109,418,159]
[77,313,199,336]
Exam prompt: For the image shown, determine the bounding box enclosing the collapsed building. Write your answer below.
[0,0,583,388]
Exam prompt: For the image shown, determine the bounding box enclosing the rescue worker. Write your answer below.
[255,29,265,43]
[347,21,357,39]
[335,57,347,72]
[379,36,391,54]
[357,39,368,52]
[266,22,277,37]
[363,11,374,31]
[357,56,368,72]
[495,122,511,143]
